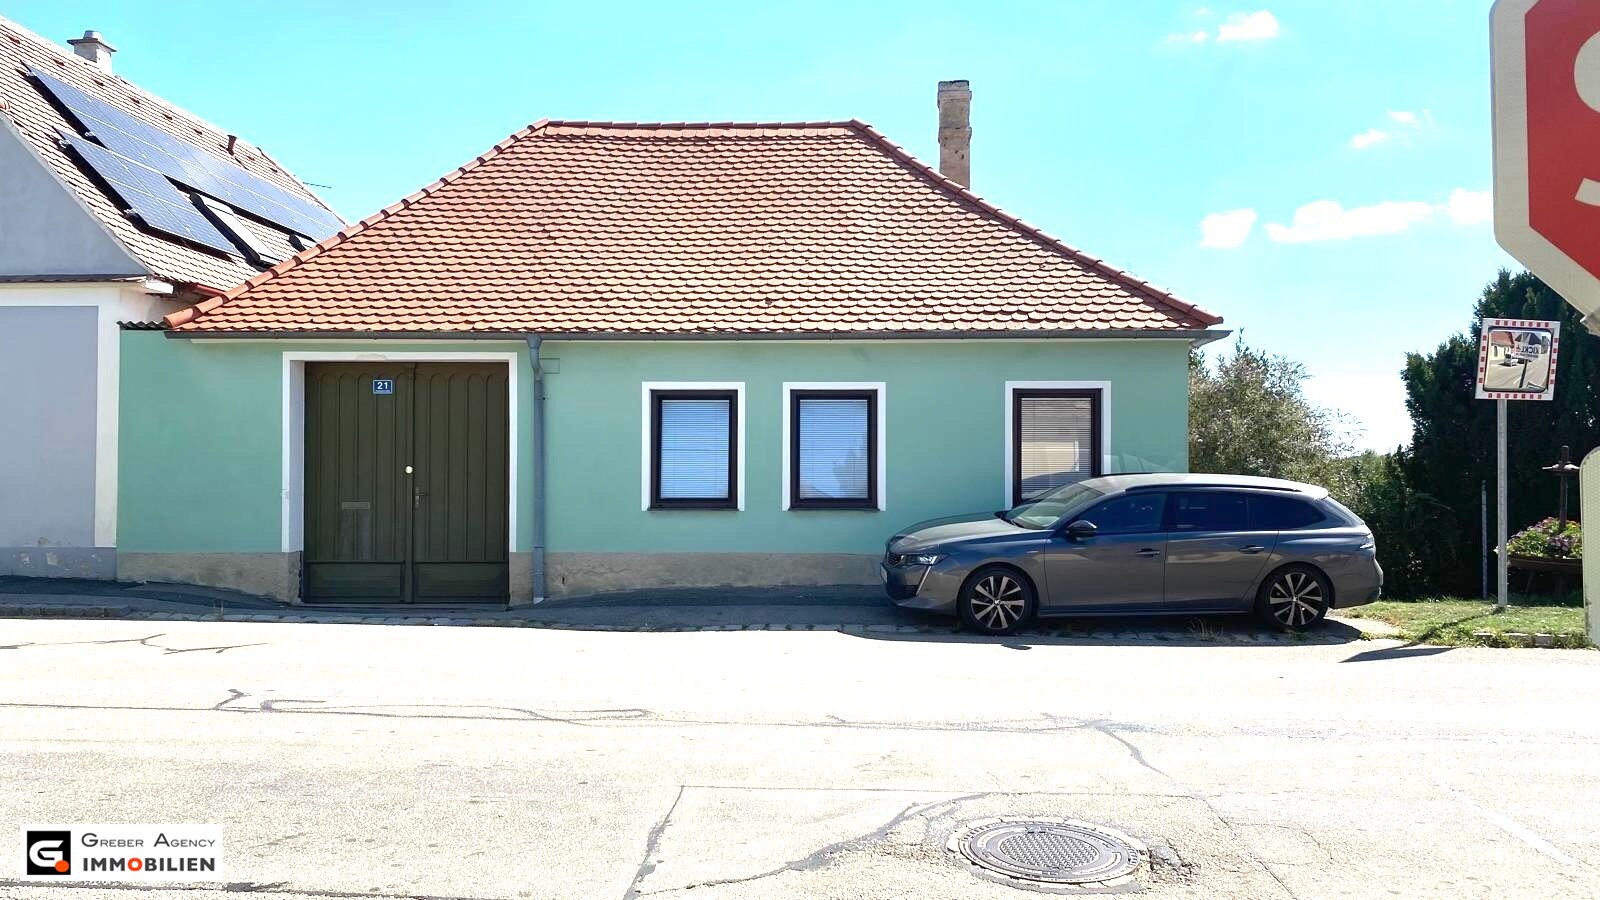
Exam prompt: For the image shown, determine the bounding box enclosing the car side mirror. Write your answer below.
[1065,520,1098,540]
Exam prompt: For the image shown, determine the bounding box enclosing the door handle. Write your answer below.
[414,488,427,510]
[1135,548,1162,558]
[1238,545,1266,554]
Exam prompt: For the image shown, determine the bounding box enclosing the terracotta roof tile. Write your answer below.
[168,119,1222,334]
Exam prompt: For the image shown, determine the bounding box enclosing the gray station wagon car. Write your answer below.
[882,474,1382,635]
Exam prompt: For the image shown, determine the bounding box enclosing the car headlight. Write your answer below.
[910,554,943,566]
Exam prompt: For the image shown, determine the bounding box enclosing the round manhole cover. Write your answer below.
[950,818,1146,888]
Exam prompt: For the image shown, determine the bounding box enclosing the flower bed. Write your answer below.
[1507,518,1582,560]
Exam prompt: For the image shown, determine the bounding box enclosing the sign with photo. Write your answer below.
[1475,318,1562,401]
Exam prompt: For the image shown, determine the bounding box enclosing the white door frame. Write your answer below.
[281,350,520,553]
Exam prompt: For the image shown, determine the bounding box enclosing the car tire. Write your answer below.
[1255,564,1331,631]
[959,566,1037,635]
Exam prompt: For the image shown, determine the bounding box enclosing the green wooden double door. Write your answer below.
[303,362,510,603]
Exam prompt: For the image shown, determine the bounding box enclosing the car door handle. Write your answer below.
[1135,548,1162,558]
[1238,545,1266,554]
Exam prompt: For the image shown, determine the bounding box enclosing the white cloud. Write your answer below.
[1216,11,1280,42]
[1199,208,1259,248]
[1446,188,1493,225]
[1348,109,1432,150]
[1264,190,1493,242]
[1350,129,1391,150]
[1265,200,1436,243]
[1304,371,1411,451]
[1169,9,1276,45]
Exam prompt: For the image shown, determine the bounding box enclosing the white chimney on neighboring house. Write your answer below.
[937,79,972,188]
[68,30,116,74]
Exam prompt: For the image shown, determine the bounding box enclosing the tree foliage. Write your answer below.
[1341,450,1470,598]
[1188,271,1597,598]
[1397,270,1600,595]
[1189,341,1355,495]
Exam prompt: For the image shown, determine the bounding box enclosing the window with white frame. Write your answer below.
[784,384,884,510]
[1011,388,1101,505]
[649,389,738,509]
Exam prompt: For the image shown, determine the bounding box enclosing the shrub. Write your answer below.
[1507,518,1583,559]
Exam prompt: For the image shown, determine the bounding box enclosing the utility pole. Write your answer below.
[1481,479,1489,602]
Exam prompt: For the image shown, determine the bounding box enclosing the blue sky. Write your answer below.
[8,1,1512,450]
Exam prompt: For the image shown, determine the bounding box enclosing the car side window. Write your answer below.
[1171,492,1250,533]
[1249,495,1327,530]
[1077,493,1166,535]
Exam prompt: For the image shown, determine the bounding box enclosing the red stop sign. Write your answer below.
[1494,0,1600,330]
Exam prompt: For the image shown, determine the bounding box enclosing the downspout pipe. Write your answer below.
[525,336,547,605]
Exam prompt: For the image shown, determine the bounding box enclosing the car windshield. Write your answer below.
[1003,482,1105,529]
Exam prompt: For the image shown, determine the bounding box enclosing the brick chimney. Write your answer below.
[937,80,972,188]
[68,30,116,74]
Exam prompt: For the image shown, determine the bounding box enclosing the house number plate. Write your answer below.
[372,379,394,395]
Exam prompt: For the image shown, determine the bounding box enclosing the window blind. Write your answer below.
[1018,395,1094,500]
[797,398,870,500]
[658,398,731,500]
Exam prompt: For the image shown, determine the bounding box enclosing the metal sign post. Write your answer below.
[1476,318,1562,612]
[1497,400,1509,612]
[1582,449,1600,647]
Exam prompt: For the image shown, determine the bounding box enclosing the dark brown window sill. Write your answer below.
[790,499,877,511]
[649,500,738,511]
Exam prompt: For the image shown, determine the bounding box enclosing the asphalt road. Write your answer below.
[1,618,1597,899]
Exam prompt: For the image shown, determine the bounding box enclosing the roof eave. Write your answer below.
[162,327,1231,343]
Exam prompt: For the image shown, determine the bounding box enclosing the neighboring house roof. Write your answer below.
[0,16,338,291]
[168,120,1222,335]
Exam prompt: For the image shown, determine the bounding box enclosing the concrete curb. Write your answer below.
[1472,629,1580,648]
[0,604,130,618]
[0,605,1380,645]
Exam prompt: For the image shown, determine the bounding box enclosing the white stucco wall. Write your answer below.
[0,281,174,577]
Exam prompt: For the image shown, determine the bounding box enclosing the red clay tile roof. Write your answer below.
[0,16,337,290]
[166,120,1222,334]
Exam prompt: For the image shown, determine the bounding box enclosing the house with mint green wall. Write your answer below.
[117,116,1225,604]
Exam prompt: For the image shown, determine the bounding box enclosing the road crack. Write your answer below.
[623,785,685,899]
[634,792,990,897]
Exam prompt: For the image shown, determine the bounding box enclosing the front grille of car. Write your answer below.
[885,578,920,600]
[884,553,909,568]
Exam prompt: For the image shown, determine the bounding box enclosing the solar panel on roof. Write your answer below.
[29,66,341,241]
[59,132,240,256]
[194,194,285,266]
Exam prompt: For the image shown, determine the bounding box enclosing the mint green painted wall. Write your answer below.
[119,334,1188,555]
[541,339,1191,554]
[117,334,534,553]
[120,332,279,551]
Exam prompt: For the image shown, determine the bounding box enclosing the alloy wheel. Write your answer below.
[970,573,1027,631]
[1267,570,1325,628]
